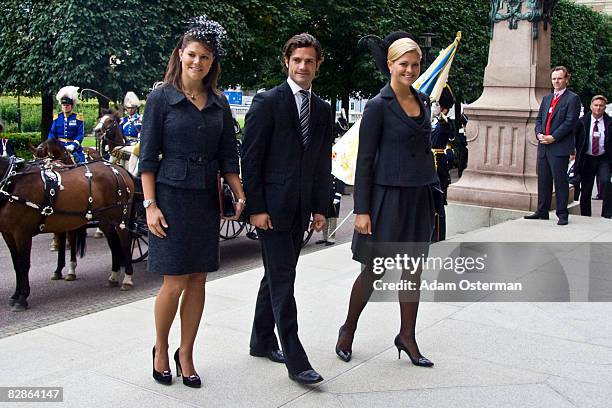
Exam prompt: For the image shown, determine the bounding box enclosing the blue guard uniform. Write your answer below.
[120,113,142,145]
[48,112,85,163]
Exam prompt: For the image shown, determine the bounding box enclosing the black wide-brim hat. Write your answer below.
[359,31,418,78]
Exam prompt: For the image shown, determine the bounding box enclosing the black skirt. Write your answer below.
[147,183,220,275]
[351,184,435,265]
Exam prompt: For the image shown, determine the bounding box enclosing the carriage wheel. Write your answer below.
[220,219,246,240]
[131,232,149,263]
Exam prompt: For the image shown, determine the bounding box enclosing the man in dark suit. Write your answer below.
[241,33,333,385]
[574,95,612,218]
[525,66,581,225]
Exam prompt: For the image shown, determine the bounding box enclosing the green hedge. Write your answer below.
[0,96,101,134]
[2,132,40,159]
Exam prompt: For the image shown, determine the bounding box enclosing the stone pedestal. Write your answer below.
[448,19,555,211]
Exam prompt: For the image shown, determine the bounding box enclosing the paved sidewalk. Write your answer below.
[0,215,611,407]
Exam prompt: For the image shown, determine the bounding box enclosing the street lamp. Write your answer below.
[109,55,122,70]
[420,32,437,71]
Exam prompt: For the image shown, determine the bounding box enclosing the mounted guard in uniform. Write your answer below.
[120,91,142,145]
[48,86,85,163]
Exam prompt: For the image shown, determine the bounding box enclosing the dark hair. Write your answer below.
[164,35,221,95]
[551,65,570,78]
[281,33,324,71]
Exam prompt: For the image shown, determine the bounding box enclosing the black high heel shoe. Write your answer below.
[335,326,353,362]
[152,346,172,385]
[394,335,434,367]
[174,348,201,388]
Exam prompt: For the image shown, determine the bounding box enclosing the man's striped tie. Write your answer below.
[299,90,310,148]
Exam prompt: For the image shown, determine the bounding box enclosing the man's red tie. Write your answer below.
[592,119,600,156]
[545,94,561,136]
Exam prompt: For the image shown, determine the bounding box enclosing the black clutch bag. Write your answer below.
[217,174,236,218]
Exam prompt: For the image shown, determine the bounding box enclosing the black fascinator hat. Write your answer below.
[358,31,418,78]
[184,15,227,58]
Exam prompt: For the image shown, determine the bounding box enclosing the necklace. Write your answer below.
[184,90,203,100]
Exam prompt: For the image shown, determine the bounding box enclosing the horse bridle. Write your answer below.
[100,119,124,146]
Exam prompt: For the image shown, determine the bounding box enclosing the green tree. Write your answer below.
[552,0,612,107]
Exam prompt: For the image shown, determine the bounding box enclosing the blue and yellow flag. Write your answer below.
[413,31,462,101]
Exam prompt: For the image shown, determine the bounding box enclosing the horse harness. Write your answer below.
[0,157,132,232]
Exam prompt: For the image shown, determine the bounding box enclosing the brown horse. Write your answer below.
[31,138,132,287]
[0,155,135,311]
[93,111,126,158]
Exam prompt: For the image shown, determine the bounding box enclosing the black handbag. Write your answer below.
[217,174,236,218]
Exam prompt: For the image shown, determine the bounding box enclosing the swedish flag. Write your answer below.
[414,32,462,102]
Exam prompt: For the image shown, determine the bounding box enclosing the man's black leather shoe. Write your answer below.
[524,212,549,220]
[249,349,285,363]
[288,369,324,384]
[557,218,568,225]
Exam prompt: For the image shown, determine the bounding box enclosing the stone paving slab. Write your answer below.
[0,215,611,407]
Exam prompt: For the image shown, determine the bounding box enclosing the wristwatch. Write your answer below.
[143,199,156,209]
[237,198,246,205]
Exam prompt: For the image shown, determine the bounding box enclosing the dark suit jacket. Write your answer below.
[354,83,438,214]
[575,112,612,176]
[0,138,16,157]
[534,90,581,158]
[241,81,333,231]
[139,84,240,189]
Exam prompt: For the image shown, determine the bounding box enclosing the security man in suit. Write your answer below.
[120,91,142,145]
[241,33,333,385]
[48,86,85,163]
[574,95,612,218]
[525,66,581,225]
[0,118,16,158]
[431,86,456,242]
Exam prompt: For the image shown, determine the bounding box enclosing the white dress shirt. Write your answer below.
[588,115,606,156]
[286,77,311,116]
[553,88,566,99]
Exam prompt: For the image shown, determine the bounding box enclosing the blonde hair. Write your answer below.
[387,38,422,62]
[591,94,608,104]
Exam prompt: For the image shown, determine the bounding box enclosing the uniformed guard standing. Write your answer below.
[48,86,85,163]
[120,91,142,145]
[431,86,455,242]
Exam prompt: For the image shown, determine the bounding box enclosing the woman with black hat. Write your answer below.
[139,15,245,387]
[335,32,437,367]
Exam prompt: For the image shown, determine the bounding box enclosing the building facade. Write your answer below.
[573,0,612,14]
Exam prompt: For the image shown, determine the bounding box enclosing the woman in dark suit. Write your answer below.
[139,16,245,387]
[335,32,438,367]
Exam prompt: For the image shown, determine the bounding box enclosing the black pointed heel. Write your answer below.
[174,348,201,388]
[335,326,353,362]
[152,346,172,385]
[394,335,433,367]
